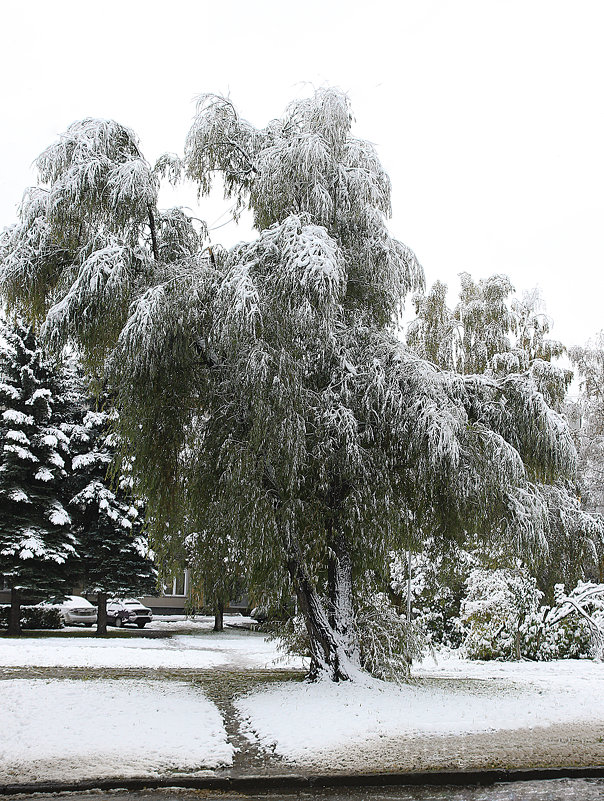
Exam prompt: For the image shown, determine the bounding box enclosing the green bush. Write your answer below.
[0,605,63,630]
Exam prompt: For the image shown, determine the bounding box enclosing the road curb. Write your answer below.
[1,765,604,796]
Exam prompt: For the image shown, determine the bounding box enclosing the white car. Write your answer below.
[107,598,153,628]
[46,595,98,627]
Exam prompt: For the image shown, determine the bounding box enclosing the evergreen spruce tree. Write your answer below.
[0,319,76,634]
[67,405,157,634]
[0,90,580,679]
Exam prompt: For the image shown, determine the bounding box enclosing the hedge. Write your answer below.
[0,605,63,629]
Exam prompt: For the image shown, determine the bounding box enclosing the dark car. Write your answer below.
[106,598,153,628]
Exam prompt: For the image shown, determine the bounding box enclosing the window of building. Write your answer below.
[162,570,189,597]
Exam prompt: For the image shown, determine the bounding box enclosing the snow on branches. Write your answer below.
[185,88,423,326]
[44,242,136,359]
[0,87,587,679]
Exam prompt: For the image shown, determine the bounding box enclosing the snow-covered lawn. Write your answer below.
[236,654,604,764]
[2,627,603,780]
[0,679,233,783]
[0,625,306,670]
[414,648,604,689]
[143,614,255,632]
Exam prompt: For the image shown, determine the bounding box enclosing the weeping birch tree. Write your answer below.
[409,276,603,601]
[0,89,579,680]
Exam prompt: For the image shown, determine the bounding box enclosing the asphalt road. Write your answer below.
[4,778,604,801]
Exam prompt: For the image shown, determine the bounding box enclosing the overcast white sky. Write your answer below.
[1,0,602,347]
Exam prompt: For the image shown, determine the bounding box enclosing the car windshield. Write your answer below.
[125,601,143,606]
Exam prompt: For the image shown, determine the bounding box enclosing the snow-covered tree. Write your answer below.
[548,580,604,658]
[0,320,77,634]
[390,539,477,648]
[409,277,601,605]
[409,275,569,396]
[461,572,604,661]
[0,118,201,366]
[0,89,579,679]
[569,335,604,573]
[67,406,157,634]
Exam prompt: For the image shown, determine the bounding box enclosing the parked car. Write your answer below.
[42,596,98,627]
[107,598,153,628]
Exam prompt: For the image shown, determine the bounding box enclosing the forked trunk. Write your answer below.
[8,587,21,636]
[328,530,359,663]
[96,592,108,635]
[283,527,356,681]
[214,599,224,632]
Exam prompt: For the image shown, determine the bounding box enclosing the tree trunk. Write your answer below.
[283,527,355,682]
[96,592,108,635]
[327,530,359,663]
[8,587,21,636]
[147,205,159,261]
[214,599,224,632]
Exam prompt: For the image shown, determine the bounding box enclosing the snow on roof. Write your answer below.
[60,596,96,609]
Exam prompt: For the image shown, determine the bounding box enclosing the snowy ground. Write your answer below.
[0,619,306,670]
[145,613,256,632]
[1,624,603,784]
[1,678,233,783]
[237,654,604,764]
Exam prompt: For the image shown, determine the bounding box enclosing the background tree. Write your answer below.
[67,404,157,634]
[184,528,245,632]
[569,334,604,580]
[0,319,77,634]
[0,89,579,679]
[409,277,602,606]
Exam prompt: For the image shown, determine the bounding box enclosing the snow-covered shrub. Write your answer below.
[541,610,592,659]
[390,543,476,648]
[545,581,604,659]
[0,604,63,630]
[355,591,427,682]
[0,606,12,629]
[461,571,604,661]
[23,605,63,629]
[461,567,543,660]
